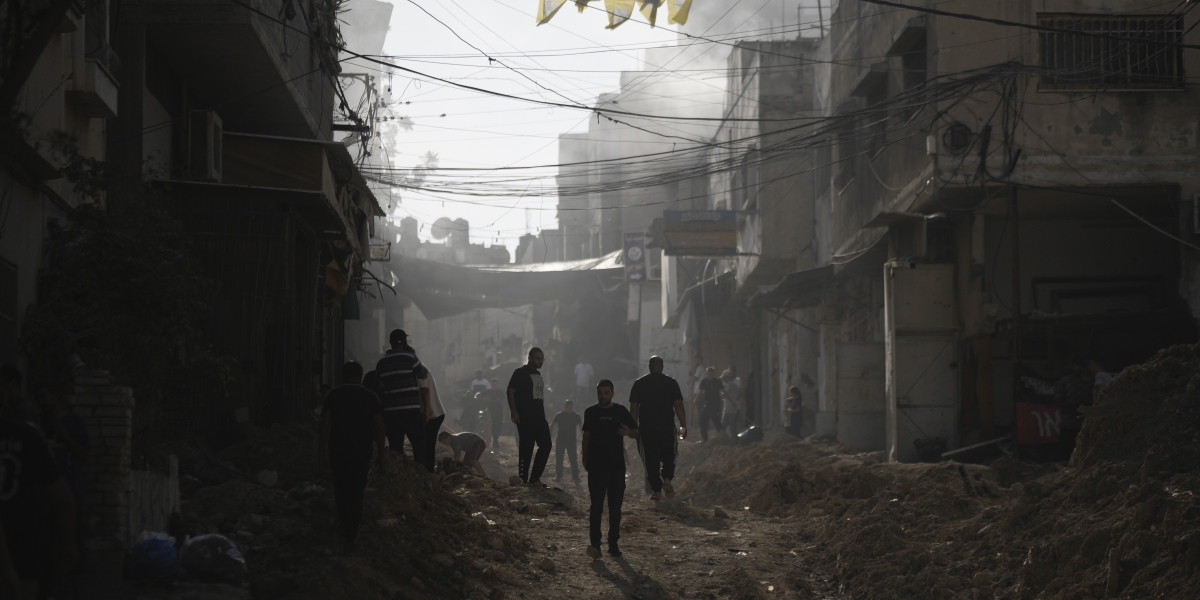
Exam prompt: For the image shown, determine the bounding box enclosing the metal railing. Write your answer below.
[1038,14,1185,91]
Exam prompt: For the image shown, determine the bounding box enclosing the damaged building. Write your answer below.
[646,1,1200,461]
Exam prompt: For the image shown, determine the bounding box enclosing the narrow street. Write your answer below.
[468,436,836,600]
[5,1,1200,598]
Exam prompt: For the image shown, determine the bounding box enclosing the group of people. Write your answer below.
[461,371,506,447]
[690,365,744,443]
[317,337,692,561]
[0,366,88,599]
[318,329,491,550]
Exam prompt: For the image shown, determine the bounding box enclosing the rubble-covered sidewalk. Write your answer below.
[155,343,1200,600]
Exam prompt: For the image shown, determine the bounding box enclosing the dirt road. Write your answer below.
[159,345,1200,599]
[466,436,833,600]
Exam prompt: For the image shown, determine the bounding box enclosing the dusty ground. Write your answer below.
[465,435,835,600]
[131,343,1200,599]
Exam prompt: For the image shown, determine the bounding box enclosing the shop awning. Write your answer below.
[747,265,834,308]
[388,250,625,320]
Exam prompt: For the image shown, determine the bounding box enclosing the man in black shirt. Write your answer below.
[374,329,430,468]
[691,367,726,443]
[582,380,638,559]
[550,400,582,484]
[507,348,552,486]
[319,362,387,550]
[629,356,687,500]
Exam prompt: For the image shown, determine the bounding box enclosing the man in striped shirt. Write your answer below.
[374,329,430,469]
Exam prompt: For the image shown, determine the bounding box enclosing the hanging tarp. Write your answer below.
[388,250,625,320]
[536,0,568,25]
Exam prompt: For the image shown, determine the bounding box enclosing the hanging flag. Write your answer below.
[605,0,635,29]
[536,0,567,25]
[667,0,692,25]
[639,0,661,27]
[575,0,592,13]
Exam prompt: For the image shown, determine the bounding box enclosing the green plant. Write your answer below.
[18,139,233,409]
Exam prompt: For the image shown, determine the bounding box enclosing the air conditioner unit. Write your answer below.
[188,110,223,182]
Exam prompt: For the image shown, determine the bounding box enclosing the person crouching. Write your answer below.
[438,431,489,478]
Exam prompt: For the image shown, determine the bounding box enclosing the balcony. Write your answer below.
[127,0,335,139]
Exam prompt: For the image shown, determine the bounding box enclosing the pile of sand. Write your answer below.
[674,344,1200,599]
[176,423,535,599]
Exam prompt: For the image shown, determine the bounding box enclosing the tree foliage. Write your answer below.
[19,187,232,407]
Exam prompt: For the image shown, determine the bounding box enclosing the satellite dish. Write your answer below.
[431,217,454,240]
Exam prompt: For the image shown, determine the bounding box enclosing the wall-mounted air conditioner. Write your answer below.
[188,110,223,182]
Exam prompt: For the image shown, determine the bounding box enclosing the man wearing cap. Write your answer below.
[374,329,430,468]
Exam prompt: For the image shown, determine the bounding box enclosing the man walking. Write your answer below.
[550,400,582,484]
[318,362,387,551]
[507,348,552,486]
[692,367,726,443]
[582,380,638,559]
[629,356,686,501]
[375,329,430,468]
[573,356,593,404]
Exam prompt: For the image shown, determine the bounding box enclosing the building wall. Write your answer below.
[637,281,688,384]
[1,8,110,368]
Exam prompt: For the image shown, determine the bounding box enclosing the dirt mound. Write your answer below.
[673,344,1200,600]
[679,436,864,508]
[176,423,538,599]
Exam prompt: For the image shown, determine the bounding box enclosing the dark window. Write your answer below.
[901,41,927,93]
[1038,14,1185,91]
[0,258,16,365]
[865,83,888,157]
[835,129,857,192]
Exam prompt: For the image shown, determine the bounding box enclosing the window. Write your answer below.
[834,129,857,192]
[1038,14,1185,91]
[0,258,15,365]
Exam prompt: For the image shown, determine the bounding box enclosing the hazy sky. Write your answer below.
[338,0,818,256]
[346,1,680,253]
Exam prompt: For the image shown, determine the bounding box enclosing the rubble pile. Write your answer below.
[679,436,877,510]
[675,344,1200,599]
[175,424,545,600]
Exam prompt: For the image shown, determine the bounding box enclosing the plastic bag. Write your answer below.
[127,534,181,580]
[178,534,247,584]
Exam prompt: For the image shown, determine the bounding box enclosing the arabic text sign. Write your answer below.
[662,210,737,255]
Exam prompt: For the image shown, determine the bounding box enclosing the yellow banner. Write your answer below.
[536,0,568,25]
[667,0,692,25]
[639,0,661,27]
[605,0,635,29]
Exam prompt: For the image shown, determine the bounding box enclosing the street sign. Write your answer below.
[660,210,737,256]
[623,232,647,282]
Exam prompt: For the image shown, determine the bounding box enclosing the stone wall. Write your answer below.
[70,369,133,551]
